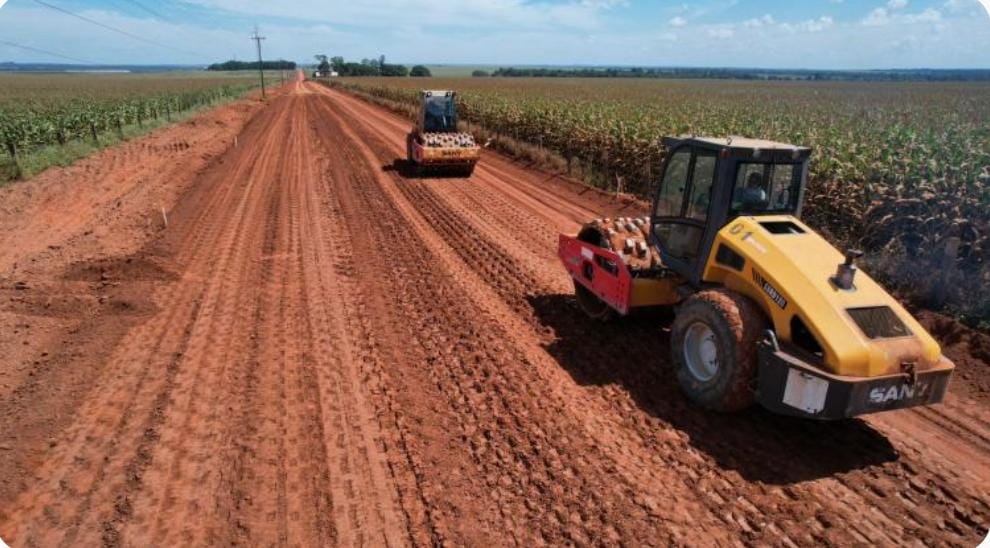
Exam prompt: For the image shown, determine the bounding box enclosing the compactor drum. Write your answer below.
[406,90,480,177]
[559,136,954,419]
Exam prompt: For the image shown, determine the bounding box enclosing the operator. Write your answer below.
[735,172,768,209]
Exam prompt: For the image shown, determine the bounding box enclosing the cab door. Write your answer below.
[650,145,719,284]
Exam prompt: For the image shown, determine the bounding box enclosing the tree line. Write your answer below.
[483,66,990,82]
[207,60,297,71]
[314,55,431,77]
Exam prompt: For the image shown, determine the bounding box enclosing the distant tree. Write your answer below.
[320,55,413,77]
[380,63,409,77]
[341,62,378,76]
[208,59,296,71]
[314,55,331,74]
[471,70,489,77]
[410,65,432,77]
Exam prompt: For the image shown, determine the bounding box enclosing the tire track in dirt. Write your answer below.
[317,83,990,546]
[2,79,987,546]
[0,94,272,524]
[310,88,729,546]
[1,89,417,546]
[309,82,641,232]
[318,87,834,545]
[0,91,294,546]
[299,96,435,547]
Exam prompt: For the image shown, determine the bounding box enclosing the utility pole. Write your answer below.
[251,26,267,99]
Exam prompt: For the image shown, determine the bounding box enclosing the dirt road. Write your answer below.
[0,81,987,546]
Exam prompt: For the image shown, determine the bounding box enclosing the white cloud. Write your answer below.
[707,26,734,39]
[669,16,687,27]
[945,0,989,18]
[743,15,775,28]
[795,16,835,32]
[183,0,623,32]
[741,14,833,34]
[888,0,908,9]
[581,0,628,9]
[864,4,944,25]
[863,7,891,25]
[905,8,943,21]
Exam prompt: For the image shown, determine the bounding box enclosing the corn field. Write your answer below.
[0,73,257,172]
[334,77,990,326]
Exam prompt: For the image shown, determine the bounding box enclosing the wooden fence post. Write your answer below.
[5,139,22,179]
[90,123,99,145]
[933,237,960,307]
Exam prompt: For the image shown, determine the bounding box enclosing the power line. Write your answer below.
[117,0,168,21]
[32,0,200,58]
[0,39,96,64]
[118,0,248,66]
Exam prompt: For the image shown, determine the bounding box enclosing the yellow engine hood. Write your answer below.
[703,215,943,377]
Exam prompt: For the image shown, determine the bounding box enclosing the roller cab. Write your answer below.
[557,136,954,420]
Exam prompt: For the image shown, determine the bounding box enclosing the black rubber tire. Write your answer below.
[406,133,415,163]
[670,289,767,412]
[574,281,615,322]
[462,164,475,178]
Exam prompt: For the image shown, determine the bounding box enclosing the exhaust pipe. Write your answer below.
[832,250,863,290]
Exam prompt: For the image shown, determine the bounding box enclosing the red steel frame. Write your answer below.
[558,234,634,315]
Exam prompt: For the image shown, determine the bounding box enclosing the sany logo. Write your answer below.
[869,382,931,404]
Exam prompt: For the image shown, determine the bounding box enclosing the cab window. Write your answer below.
[655,150,690,217]
[686,152,716,220]
[731,163,800,215]
[423,96,457,132]
[652,148,717,264]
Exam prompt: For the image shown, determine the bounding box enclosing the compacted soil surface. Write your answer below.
[0,80,987,546]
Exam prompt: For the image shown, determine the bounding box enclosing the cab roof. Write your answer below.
[663,135,812,159]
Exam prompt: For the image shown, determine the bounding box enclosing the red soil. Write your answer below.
[0,81,986,546]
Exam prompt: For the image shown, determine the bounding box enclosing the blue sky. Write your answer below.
[0,0,988,68]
